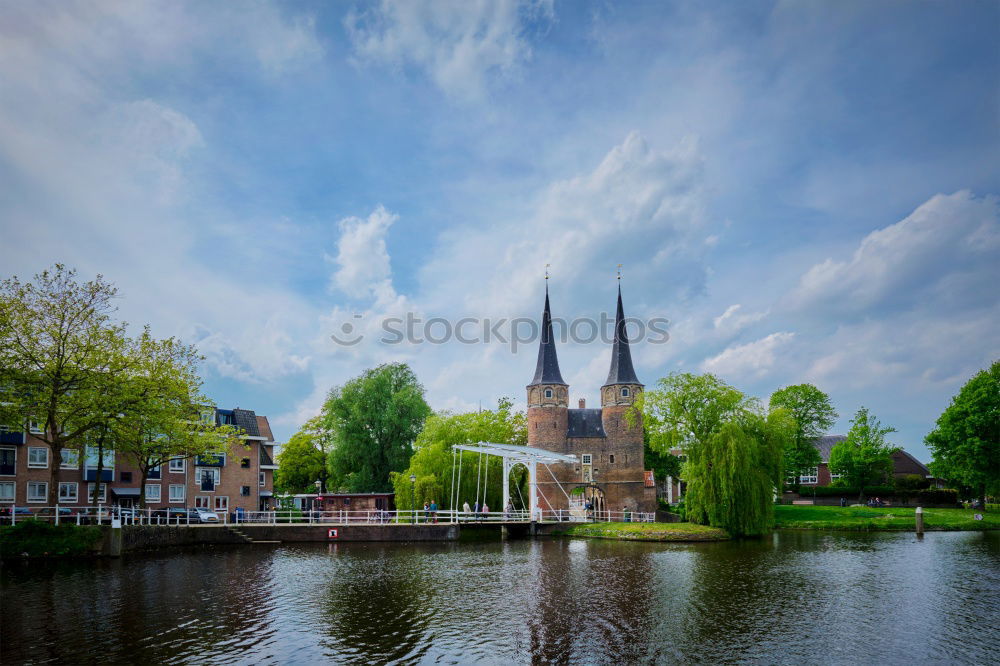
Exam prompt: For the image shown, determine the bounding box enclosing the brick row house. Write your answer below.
[0,407,278,515]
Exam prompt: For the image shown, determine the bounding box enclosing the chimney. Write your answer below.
[578,398,586,409]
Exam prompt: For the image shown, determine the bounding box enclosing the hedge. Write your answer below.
[0,520,103,558]
[800,486,894,498]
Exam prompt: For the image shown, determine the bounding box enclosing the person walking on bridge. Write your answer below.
[473,501,480,522]
[463,501,471,522]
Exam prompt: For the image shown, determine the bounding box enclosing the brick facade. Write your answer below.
[0,407,277,515]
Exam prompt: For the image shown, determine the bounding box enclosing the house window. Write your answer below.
[148,464,161,480]
[27,481,48,503]
[58,482,78,503]
[0,447,15,476]
[195,495,210,509]
[28,447,49,468]
[0,481,14,502]
[169,485,185,503]
[214,496,228,512]
[582,454,592,465]
[61,449,80,469]
[241,486,251,496]
[169,457,185,473]
[87,483,107,502]
[196,467,221,490]
[259,471,265,487]
[120,471,132,483]
[28,420,43,434]
[241,458,250,468]
[145,484,161,502]
[799,468,819,485]
[609,454,616,464]
[621,387,630,397]
[544,388,553,399]
[830,471,843,481]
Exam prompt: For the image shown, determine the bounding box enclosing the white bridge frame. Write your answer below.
[451,441,578,521]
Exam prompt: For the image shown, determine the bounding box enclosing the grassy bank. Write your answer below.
[552,521,729,542]
[0,521,104,558]
[774,505,1000,531]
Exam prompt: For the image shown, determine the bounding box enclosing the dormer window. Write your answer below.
[544,388,553,399]
[621,387,630,397]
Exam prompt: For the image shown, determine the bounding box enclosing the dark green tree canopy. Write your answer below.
[926,361,999,506]
[323,363,431,492]
[770,383,837,481]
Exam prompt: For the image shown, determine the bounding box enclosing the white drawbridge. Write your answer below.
[450,442,578,521]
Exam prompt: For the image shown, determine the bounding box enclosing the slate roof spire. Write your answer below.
[603,284,641,386]
[528,282,567,386]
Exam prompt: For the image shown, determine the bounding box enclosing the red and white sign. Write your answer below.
[327,528,339,539]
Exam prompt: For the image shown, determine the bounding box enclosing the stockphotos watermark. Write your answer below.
[330,312,670,352]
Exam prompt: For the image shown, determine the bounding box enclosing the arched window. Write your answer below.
[544,388,553,399]
[621,387,630,397]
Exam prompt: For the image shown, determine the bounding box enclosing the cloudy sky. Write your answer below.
[2,1,997,461]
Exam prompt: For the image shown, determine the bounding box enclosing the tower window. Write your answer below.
[609,454,615,464]
[621,387,630,397]
[544,388,553,399]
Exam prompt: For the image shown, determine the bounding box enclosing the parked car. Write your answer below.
[0,506,33,524]
[33,506,77,522]
[192,508,220,524]
[75,507,115,524]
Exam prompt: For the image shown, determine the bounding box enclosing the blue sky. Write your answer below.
[2,0,998,461]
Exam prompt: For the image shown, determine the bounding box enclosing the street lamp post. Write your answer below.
[410,474,416,524]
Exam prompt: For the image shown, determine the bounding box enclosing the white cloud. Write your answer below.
[713,304,768,334]
[701,332,795,379]
[345,0,553,100]
[788,190,1000,316]
[330,206,399,302]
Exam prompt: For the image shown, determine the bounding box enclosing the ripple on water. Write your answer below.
[2,531,998,664]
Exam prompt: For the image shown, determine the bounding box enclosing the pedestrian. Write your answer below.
[623,506,630,523]
[430,500,438,523]
[505,501,513,520]
[463,500,471,522]
[840,497,846,507]
[482,502,489,520]
[473,501,480,522]
[423,501,429,523]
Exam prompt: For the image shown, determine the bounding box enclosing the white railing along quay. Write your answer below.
[2,505,655,527]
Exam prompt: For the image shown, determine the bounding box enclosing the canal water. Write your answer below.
[2,531,998,664]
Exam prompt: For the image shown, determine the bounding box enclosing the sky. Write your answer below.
[1,0,997,462]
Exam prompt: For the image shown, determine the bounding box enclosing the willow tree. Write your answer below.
[643,372,791,536]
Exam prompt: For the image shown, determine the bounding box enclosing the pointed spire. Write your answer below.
[604,284,641,386]
[528,282,566,386]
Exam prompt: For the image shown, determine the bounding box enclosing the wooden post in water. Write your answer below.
[915,506,924,536]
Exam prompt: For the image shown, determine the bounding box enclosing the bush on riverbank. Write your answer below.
[0,520,103,558]
[553,521,729,542]
[774,504,999,531]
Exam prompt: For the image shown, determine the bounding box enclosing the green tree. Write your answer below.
[275,416,333,494]
[769,384,837,485]
[323,363,431,492]
[829,407,899,502]
[111,331,243,508]
[926,361,1000,509]
[643,430,681,482]
[0,265,136,505]
[642,372,791,536]
[392,397,527,512]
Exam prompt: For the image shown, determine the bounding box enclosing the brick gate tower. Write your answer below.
[526,283,656,516]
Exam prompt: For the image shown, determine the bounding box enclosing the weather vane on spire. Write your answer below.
[617,263,622,281]
[545,263,551,280]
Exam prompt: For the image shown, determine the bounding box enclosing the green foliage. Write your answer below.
[643,372,792,536]
[829,407,899,500]
[0,521,103,558]
[323,363,431,492]
[275,417,333,494]
[894,474,930,491]
[926,361,1000,506]
[553,521,728,541]
[769,384,836,481]
[773,504,996,531]
[800,485,894,497]
[392,397,527,511]
[644,432,681,481]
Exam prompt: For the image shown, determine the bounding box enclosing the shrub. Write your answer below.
[916,489,959,505]
[895,474,930,491]
[800,485,894,498]
[0,520,102,558]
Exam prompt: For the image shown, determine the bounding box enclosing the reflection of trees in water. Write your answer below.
[1,549,277,664]
[315,542,455,663]
[527,539,657,663]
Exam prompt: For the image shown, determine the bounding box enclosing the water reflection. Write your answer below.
[2,532,998,664]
